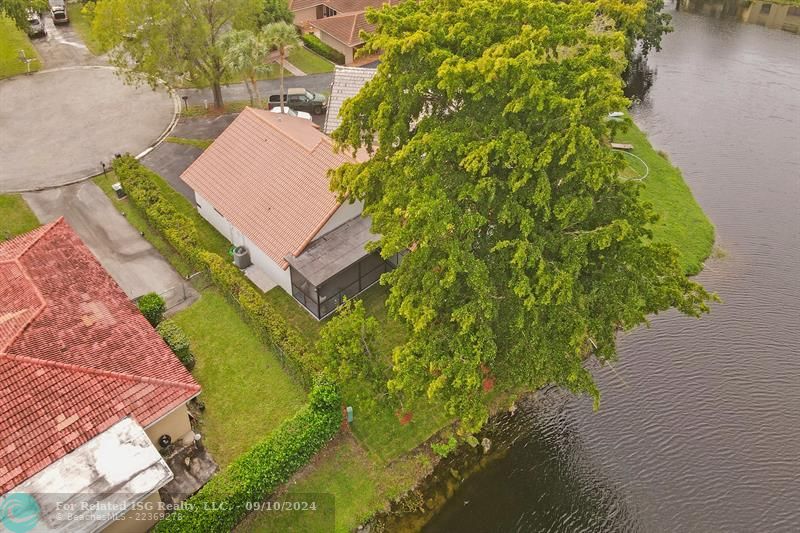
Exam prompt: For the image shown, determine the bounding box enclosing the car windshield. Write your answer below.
[305,91,314,99]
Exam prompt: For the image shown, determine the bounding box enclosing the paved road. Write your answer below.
[24,182,197,308]
[178,73,334,108]
[0,67,175,192]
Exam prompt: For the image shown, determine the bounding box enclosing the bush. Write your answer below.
[113,156,321,386]
[153,378,341,532]
[432,436,457,458]
[138,292,166,326]
[157,319,194,369]
[301,34,345,65]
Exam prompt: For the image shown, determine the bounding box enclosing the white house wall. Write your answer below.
[194,192,292,293]
[317,199,363,238]
[316,30,355,64]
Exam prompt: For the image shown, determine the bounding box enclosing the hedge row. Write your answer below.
[153,378,341,532]
[113,156,321,387]
[301,34,346,65]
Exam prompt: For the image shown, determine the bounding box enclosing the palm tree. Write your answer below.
[221,30,271,107]
[262,21,300,113]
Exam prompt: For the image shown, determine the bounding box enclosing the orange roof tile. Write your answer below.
[180,107,366,268]
[311,11,374,47]
[0,220,200,492]
[290,0,391,13]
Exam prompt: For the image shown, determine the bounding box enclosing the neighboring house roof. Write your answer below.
[289,0,391,13]
[0,219,200,493]
[323,65,377,134]
[7,417,173,532]
[311,10,373,47]
[180,107,366,269]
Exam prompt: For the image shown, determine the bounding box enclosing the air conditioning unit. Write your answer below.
[233,246,251,268]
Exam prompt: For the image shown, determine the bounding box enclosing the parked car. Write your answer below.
[269,106,313,121]
[268,88,327,115]
[26,11,46,37]
[49,0,68,24]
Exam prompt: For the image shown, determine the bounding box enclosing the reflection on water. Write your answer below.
[681,0,800,33]
[394,4,800,532]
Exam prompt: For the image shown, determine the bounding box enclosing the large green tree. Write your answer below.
[93,0,250,108]
[221,29,271,106]
[330,0,712,432]
[0,0,46,30]
[262,20,298,113]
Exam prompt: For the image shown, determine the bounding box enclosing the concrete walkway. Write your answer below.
[283,60,305,77]
[24,182,198,308]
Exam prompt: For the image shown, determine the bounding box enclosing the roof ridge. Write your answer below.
[0,260,48,353]
[350,11,358,41]
[0,352,201,392]
[15,218,64,258]
[246,106,324,153]
[0,218,63,260]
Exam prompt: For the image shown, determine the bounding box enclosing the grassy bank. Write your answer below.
[173,290,306,467]
[238,433,431,533]
[0,194,39,240]
[615,121,715,275]
[166,136,214,150]
[0,16,41,79]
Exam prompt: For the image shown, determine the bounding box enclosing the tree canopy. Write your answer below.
[0,0,46,29]
[92,0,250,108]
[221,29,272,106]
[330,0,712,432]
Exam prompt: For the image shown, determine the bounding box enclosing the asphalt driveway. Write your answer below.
[24,181,197,308]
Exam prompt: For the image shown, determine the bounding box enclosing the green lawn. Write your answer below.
[0,194,40,240]
[173,290,307,467]
[166,136,214,150]
[238,434,429,533]
[95,168,231,276]
[68,6,104,55]
[287,46,335,74]
[0,16,41,79]
[181,101,250,118]
[615,121,715,275]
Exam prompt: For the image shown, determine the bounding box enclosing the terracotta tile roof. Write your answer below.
[311,11,374,47]
[180,107,366,268]
[289,0,325,11]
[0,220,200,492]
[290,0,391,13]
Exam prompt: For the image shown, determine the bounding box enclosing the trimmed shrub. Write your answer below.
[301,34,345,65]
[157,319,194,369]
[153,378,341,532]
[138,292,166,326]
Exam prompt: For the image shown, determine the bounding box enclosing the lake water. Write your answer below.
[416,2,800,531]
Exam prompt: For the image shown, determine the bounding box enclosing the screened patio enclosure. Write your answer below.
[285,216,401,319]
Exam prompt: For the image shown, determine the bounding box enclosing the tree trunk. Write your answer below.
[250,74,261,107]
[244,77,255,106]
[211,80,224,109]
[279,46,285,114]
